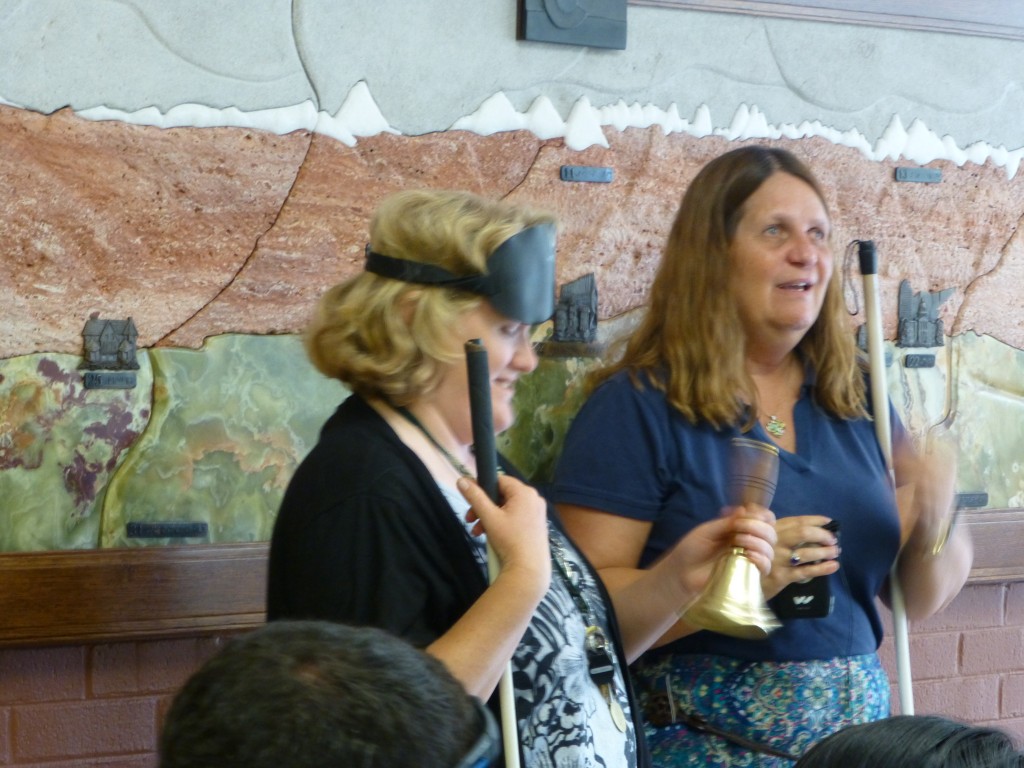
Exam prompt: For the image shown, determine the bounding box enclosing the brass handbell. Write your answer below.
[680,437,782,639]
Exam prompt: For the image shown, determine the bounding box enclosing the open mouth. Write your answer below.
[779,281,812,291]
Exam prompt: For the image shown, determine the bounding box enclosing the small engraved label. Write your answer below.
[903,354,936,368]
[954,492,988,509]
[895,167,942,183]
[84,371,137,389]
[127,521,209,538]
[559,165,614,183]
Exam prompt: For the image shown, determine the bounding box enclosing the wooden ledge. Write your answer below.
[960,508,1024,583]
[0,543,268,648]
[0,509,1019,648]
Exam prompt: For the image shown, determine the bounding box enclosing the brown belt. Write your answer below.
[644,689,799,762]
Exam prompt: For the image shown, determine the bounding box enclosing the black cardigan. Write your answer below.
[267,394,650,767]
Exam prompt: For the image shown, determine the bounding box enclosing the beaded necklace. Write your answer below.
[395,406,474,477]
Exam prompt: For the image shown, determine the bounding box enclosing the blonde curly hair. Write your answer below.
[306,189,555,404]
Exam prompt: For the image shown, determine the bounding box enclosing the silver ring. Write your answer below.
[789,550,801,566]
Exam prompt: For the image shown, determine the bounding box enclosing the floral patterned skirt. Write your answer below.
[632,652,890,767]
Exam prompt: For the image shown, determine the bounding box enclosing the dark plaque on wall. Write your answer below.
[81,315,139,389]
[896,280,953,348]
[518,0,627,50]
[553,273,598,343]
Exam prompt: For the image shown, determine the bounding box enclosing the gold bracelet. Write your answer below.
[927,509,960,557]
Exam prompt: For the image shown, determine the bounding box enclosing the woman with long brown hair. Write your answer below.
[552,146,972,765]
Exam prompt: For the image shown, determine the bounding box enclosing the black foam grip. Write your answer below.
[857,240,877,276]
[465,339,499,503]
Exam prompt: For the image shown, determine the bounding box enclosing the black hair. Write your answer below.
[795,715,1024,768]
[159,620,483,768]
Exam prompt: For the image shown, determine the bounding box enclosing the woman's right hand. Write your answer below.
[430,474,550,698]
[665,504,777,598]
[457,474,551,592]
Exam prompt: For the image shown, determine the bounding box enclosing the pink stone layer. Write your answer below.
[2,105,1022,357]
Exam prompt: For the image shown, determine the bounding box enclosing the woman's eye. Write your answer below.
[764,224,780,236]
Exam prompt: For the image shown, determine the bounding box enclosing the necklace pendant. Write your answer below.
[606,689,629,732]
[765,415,787,438]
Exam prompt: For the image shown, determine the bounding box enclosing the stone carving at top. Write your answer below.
[82,316,140,370]
[553,273,598,343]
[897,280,954,348]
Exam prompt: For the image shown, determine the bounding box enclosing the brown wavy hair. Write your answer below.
[306,189,556,405]
[591,145,865,427]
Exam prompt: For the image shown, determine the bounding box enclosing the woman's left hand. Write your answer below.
[761,515,841,600]
[901,438,958,555]
[887,434,972,620]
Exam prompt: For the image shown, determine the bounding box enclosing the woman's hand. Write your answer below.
[431,474,551,698]
[902,439,958,556]
[458,474,551,591]
[889,435,972,620]
[761,515,841,600]
[666,505,778,598]
[558,502,777,659]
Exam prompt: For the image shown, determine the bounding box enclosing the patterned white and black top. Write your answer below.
[268,395,649,768]
[444,484,636,768]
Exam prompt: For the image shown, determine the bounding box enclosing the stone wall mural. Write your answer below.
[2,102,1024,551]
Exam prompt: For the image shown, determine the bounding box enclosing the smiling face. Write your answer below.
[428,300,538,443]
[729,171,833,357]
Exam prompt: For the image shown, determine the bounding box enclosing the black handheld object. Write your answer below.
[465,339,499,504]
[857,239,877,276]
[770,520,840,619]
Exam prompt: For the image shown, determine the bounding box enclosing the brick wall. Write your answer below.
[0,636,229,767]
[1,583,1020,765]
[880,581,1024,740]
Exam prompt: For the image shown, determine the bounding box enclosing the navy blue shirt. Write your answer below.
[551,370,903,662]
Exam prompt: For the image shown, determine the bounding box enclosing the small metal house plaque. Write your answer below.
[897,280,952,348]
[81,315,139,389]
[553,273,598,343]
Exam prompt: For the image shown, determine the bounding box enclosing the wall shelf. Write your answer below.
[0,543,268,648]
[0,509,1019,648]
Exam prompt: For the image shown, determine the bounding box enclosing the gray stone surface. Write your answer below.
[2,1,1023,149]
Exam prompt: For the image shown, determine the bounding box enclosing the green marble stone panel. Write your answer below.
[499,354,603,483]
[888,333,1024,508]
[2,323,1021,553]
[99,334,346,547]
[0,353,153,551]
[949,333,1024,508]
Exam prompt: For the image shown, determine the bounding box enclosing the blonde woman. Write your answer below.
[267,189,777,768]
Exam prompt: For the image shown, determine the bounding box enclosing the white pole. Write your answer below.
[858,240,915,715]
[489,549,523,767]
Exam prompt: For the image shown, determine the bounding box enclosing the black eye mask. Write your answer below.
[364,223,556,325]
